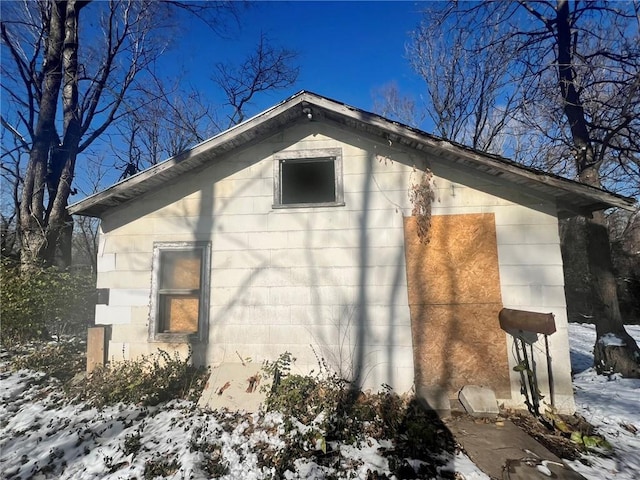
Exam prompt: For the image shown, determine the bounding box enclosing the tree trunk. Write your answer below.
[19,0,86,271]
[19,0,66,271]
[47,0,85,268]
[582,174,640,377]
[556,0,639,377]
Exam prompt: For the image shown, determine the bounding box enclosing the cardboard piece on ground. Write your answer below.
[198,363,271,412]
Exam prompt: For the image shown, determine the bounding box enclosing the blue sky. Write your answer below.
[1,1,432,202]
[168,1,428,119]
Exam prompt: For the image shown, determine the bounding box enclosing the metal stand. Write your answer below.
[499,308,557,416]
[514,333,541,416]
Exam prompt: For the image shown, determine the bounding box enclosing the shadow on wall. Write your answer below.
[300,148,455,452]
[191,188,214,367]
[304,151,401,390]
[100,130,313,233]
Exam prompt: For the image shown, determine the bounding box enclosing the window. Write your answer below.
[149,242,210,343]
[274,148,344,207]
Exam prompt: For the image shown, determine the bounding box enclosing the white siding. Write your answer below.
[94,121,574,411]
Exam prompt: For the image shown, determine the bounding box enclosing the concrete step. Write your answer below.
[444,416,586,479]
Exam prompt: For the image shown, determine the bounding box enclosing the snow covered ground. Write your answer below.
[0,370,483,479]
[565,323,640,479]
[1,323,639,479]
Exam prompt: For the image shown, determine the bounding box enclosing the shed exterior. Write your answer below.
[71,92,635,414]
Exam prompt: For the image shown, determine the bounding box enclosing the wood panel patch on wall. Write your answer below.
[404,213,511,398]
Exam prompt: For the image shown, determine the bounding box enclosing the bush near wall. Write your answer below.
[0,259,95,346]
[78,350,210,407]
[11,339,87,383]
[262,353,452,463]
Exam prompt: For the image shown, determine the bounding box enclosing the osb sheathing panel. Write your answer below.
[404,214,511,398]
[165,297,199,333]
[405,214,502,305]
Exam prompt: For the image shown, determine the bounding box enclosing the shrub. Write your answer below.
[261,353,453,477]
[262,353,450,451]
[11,339,86,383]
[122,432,143,457]
[262,351,351,423]
[7,342,208,408]
[143,454,180,480]
[0,259,95,346]
[78,349,209,407]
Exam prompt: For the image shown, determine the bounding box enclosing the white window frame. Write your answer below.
[273,148,345,208]
[149,241,210,343]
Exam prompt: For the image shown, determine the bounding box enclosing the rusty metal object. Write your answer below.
[499,308,556,335]
[498,308,557,415]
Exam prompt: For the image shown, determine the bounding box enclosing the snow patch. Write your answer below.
[598,333,627,347]
[567,323,640,480]
[2,323,639,479]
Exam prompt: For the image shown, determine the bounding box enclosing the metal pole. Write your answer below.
[544,334,555,408]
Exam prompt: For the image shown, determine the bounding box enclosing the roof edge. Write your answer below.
[68,90,636,217]
[301,93,636,211]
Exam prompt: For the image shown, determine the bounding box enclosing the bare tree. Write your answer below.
[0,121,25,259]
[214,33,299,128]
[71,152,112,271]
[113,35,299,179]
[371,82,425,127]
[0,0,239,270]
[410,0,640,377]
[408,18,525,155]
[3,0,157,268]
[114,82,219,178]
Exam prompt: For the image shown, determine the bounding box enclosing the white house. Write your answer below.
[69,91,634,414]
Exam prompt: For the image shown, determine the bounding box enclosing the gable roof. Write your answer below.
[68,91,635,218]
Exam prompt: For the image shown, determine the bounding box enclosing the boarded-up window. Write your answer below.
[149,243,210,343]
[158,250,202,333]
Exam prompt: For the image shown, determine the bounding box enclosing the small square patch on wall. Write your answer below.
[96,288,110,305]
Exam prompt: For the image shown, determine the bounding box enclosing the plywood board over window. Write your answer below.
[158,250,202,333]
[150,242,210,343]
[158,251,201,334]
[404,213,511,399]
[160,296,199,333]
